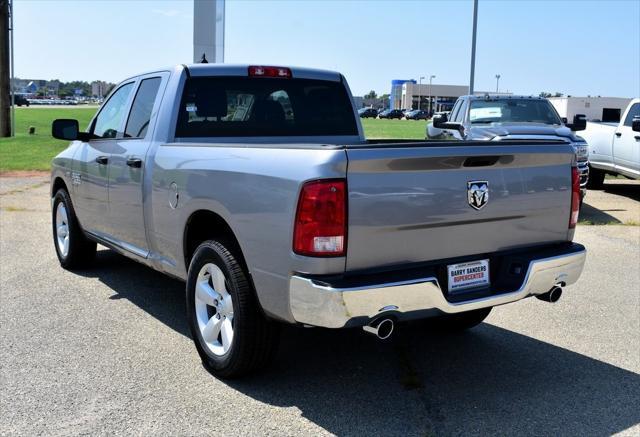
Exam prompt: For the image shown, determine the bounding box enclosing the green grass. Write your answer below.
[0,107,97,172]
[361,118,427,139]
[0,108,426,172]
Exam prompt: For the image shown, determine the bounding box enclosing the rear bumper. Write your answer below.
[289,244,586,328]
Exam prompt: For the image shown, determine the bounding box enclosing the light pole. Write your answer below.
[418,76,424,110]
[428,74,435,115]
[495,74,501,93]
[469,0,478,94]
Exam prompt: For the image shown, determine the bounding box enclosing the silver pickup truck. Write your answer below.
[50,64,586,378]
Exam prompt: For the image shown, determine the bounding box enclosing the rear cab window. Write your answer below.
[175,77,358,137]
[125,77,162,138]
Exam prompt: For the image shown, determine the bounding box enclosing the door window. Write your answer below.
[92,83,134,139]
[449,99,462,122]
[623,103,640,127]
[125,78,162,138]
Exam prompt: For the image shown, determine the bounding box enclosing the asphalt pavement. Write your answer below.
[1,176,639,436]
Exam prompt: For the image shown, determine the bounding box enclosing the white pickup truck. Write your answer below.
[582,98,640,188]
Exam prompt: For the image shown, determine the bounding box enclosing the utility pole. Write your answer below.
[0,0,11,137]
[418,76,424,110]
[468,0,478,95]
[495,74,500,93]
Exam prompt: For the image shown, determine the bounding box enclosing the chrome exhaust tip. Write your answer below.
[536,285,563,303]
[363,318,395,340]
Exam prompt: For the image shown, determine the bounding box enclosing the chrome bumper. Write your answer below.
[289,248,586,328]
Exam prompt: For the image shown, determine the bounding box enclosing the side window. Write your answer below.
[92,83,134,138]
[449,99,462,122]
[623,103,640,127]
[456,100,468,123]
[125,78,162,138]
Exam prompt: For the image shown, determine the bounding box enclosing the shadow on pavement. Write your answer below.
[602,181,640,202]
[81,249,640,436]
[579,202,622,224]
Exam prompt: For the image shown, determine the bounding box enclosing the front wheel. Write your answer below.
[52,188,96,269]
[186,240,279,378]
[587,167,605,190]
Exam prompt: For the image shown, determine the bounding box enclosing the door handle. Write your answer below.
[615,132,622,137]
[95,156,109,165]
[126,157,142,168]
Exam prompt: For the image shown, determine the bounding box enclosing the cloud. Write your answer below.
[152,9,181,17]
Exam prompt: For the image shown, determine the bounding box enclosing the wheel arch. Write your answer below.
[183,209,249,274]
[51,176,68,197]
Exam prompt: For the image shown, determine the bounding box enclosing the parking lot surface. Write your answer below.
[1,176,639,436]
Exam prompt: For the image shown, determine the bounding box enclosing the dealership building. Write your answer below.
[390,80,468,112]
[389,79,512,113]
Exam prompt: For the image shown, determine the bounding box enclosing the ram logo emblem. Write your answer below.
[467,181,489,210]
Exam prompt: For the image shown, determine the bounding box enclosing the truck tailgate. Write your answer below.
[345,142,574,271]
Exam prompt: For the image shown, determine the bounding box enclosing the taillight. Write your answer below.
[293,179,347,257]
[569,166,580,229]
[248,66,292,78]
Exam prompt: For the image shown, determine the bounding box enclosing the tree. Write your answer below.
[364,90,377,99]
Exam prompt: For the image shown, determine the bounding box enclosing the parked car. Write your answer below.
[358,107,378,118]
[378,109,404,119]
[581,98,639,188]
[50,64,586,378]
[427,95,590,201]
[14,94,30,107]
[405,109,429,120]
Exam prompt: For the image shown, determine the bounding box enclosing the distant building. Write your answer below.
[352,96,364,109]
[91,81,109,98]
[390,79,416,109]
[548,96,633,122]
[11,78,59,96]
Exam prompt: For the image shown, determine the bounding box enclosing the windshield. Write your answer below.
[176,77,358,137]
[469,99,562,125]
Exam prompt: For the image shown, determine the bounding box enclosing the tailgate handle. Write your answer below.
[463,156,501,167]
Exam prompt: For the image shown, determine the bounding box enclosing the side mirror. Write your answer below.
[561,117,568,124]
[567,114,587,131]
[433,113,448,128]
[52,119,79,140]
[632,116,640,132]
[52,119,92,141]
[433,113,464,135]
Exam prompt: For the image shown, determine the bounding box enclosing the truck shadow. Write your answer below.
[84,249,640,436]
[579,203,622,224]
[601,181,640,202]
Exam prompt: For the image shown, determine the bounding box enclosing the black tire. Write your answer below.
[587,167,605,190]
[186,240,279,378]
[52,188,97,269]
[431,307,492,332]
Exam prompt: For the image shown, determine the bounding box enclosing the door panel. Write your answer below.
[613,103,640,174]
[72,140,114,233]
[73,82,135,237]
[106,75,166,254]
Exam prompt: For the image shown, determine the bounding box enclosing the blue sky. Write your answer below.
[14,0,640,97]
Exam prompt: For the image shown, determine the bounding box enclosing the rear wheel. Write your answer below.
[431,307,492,332]
[587,167,605,190]
[186,240,279,378]
[52,189,96,269]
